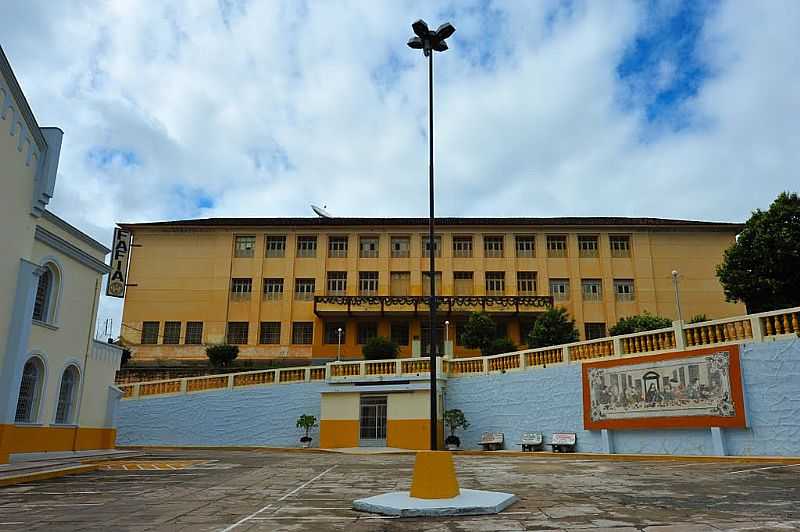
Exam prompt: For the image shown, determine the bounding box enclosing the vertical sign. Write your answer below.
[106,227,131,298]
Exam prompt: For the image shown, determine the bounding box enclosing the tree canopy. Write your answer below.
[459,312,497,354]
[362,336,399,360]
[527,307,580,348]
[609,312,673,336]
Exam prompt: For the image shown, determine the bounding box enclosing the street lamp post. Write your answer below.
[337,327,343,362]
[671,270,684,324]
[444,320,450,357]
[408,19,455,451]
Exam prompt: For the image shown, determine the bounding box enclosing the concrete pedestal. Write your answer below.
[353,488,518,517]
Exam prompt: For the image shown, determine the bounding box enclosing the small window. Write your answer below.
[550,279,570,301]
[360,237,379,258]
[227,322,249,345]
[324,322,346,344]
[391,322,410,345]
[32,267,54,322]
[234,236,256,258]
[292,322,313,344]
[585,322,607,340]
[294,279,315,301]
[357,322,378,344]
[582,279,603,301]
[610,235,631,257]
[452,236,473,257]
[296,236,317,257]
[259,322,281,344]
[163,321,181,344]
[516,235,535,257]
[422,272,442,296]
[578,235,599,258]
[390,272,410,296]
[547,235,568,257]
[327,272,347,295]
[265,235,286,257]
[485,271,505,294]
[328,236,348,258]
[455,320,467,346]
[484,236,504,258]
[185,322,203,344]
[359,271,379,295]
[517,272,537,294]
[391,236,410,258]
[263,278,284,300]
[231,278,252,301]
[141,321,159,344]
[15,357,44,423]
[55,365,79,424]
[454,271,473,296]
[422,236,441,257]
[614,279,635,301]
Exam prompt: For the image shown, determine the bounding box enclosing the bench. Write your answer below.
[478,432,504,451]
[517,432,543,452]
[545,432,577,453]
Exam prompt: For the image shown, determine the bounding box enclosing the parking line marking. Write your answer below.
[727,463,800,475]
[251,516,398,521]
[219,464,338,532]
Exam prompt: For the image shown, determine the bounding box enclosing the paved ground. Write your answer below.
[0,449,799,531]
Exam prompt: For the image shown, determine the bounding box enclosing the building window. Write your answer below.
[259,322,281,344]
[610,235,631,257]
[391,236,410,258]
[391,322,410,345]
[185,322,203,344]
[359,271,379,295]
[231,278,252,301]
[324,322,346,344]
[327,272,347,295]
[292,322,313,344]
[582,279,603,301]
[297,236,317,257]
[485,271,505,295]
[578,235,599,258]
[517,272,537,294]
[234,235,256,258]
[455,320,467,346]
[227,322,249,345]
[495,321,508,339]
[422,236,441,257]
[452,236,473,257]
[357,322,378,344]
[520,319,536,344]
[614,279,635,301]
[484,236,504,258]
[421,323,444,354]
[15,357,44,423]
[32,266,56,322]
[516,235,535,257]
[141,321,159,344]
[55,365,79,424]
[454,271,474,296]
[390,272,410,296]
[585,322,607,340]
[265,235,286,257]
[294,279,315,301]
[550,279,570,301]
[263,278,284,300]
[328,236,348,258]
[163,321,181,344]
[422,272,442,296]
[360,237,379,258]
[547,235,568,257]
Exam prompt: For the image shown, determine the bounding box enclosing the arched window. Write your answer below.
[15,357,44,423]
[32,268,52,321]
[55,365,80,424]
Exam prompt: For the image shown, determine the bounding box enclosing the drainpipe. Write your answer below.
[72,277,101,452]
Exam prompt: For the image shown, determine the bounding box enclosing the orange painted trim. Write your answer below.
[0,425,117,464]
[319,419,359,448]
[582,345,747,430]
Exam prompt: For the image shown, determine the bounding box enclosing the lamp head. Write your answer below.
[435,22,455,40]
[412,19,430,38]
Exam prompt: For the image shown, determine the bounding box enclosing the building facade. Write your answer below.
[0,47,122,463]
[119,216,744,364]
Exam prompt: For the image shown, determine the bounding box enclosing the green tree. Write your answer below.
[296,414,318,443]
[609,312,673,336]
[459,312,496,355]
[443,409,470,446]
[717,192,800,312]
[527,307,579,348]
[362,336,399,360]
[483,337,518,357]
[205,344,239,367]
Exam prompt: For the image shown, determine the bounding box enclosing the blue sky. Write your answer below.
[1,0,798,330]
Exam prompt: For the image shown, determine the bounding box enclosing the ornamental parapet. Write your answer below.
[313,295,553,316]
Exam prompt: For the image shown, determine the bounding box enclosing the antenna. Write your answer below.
[311,204,333,218]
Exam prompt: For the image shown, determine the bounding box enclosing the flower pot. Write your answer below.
[300,436,312,448]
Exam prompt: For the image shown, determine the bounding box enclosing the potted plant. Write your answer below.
[296,414,317,448]
[444,409,470,450]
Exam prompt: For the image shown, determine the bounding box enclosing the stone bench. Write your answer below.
[545,432,576,453]
[478,432,504,451]
[516,432,543,452]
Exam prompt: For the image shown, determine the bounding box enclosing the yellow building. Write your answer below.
[0,47,122,463]
[119,216,744,364]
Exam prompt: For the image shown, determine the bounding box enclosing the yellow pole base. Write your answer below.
[409,451,461,499]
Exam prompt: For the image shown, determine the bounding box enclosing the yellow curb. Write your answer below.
[0,464,99,487]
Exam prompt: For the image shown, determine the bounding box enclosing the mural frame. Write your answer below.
[582,345,746,430]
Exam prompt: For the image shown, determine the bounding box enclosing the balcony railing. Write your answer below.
[313,295,553,315]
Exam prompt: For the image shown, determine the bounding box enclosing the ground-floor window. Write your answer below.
[357,322,378,344]
[390,322,409,346]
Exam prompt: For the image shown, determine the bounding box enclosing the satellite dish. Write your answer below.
[311,204,333,218]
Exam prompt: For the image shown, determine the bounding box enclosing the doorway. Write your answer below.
[359,395,387,446]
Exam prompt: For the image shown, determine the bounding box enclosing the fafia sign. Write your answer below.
[106,227,132,298]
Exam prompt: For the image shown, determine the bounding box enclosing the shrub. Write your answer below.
[609,312,672,336]
[460,312,496,355]
[483,337,517,357]
[296,414,318,442]
[527,307,580,348]
[688,314,708,324]
[444,409,470,447]
[205,344,239,368]
[362,336,399,360]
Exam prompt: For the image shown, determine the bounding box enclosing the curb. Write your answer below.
[0,464,99,488]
